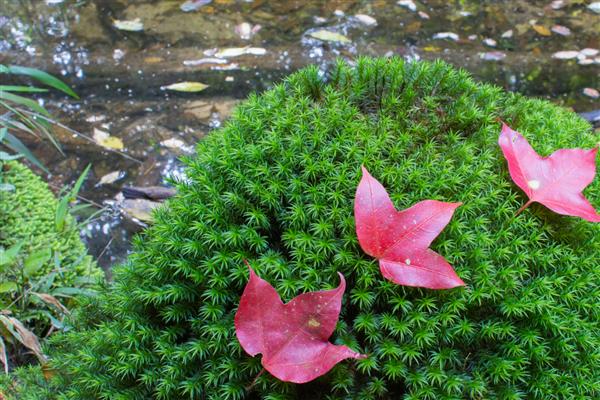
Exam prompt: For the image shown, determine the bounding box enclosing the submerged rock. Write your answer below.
[122,186,177,201]
[121,198,161,223]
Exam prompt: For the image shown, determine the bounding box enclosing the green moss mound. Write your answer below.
[0,161,102,290]
[0,365,60,400]
[52,59,599,399]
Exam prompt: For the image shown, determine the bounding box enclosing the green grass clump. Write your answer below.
[0,161,101,285]
[51,58,599,399]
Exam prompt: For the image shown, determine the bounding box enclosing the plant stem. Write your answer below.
[47,182,104,208]
[246,368,265,391]
[515,200,532,216]
[19,270,27,313]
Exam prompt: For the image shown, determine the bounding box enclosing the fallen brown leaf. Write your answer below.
[9,317,46,362]
[33,293,70,315]
[532,25,551,36]
[0,337,8,374]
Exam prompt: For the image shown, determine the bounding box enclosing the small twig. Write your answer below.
[515,200,532,216]
[6,294,24,311]
[96,237,114,262]
[47,182,104,208]
[45,324,55,338]
[245,368,265,392]
[79,215,105,226]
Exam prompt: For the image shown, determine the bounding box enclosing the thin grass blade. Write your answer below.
[1,65,78,98]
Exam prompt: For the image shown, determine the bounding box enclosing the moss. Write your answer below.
[0,161,103,293]
[51,59,599,399]
[0,365,59,400]
[0,292,110,400]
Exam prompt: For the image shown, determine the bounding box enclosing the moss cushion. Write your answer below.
[0,161,102,288]
[52,58,599,400]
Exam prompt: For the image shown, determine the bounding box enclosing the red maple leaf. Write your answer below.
[498,123,600,222]
[354,166,465,289]
[234,262,366,384]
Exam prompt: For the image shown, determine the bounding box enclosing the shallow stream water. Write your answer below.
[1,0,598,274]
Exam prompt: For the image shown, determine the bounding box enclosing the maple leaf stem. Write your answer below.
[246,368,266,391]
[515,200,532,216]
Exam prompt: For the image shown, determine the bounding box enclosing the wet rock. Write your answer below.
[322,0,352,14]
[211,99,239,120]
[113,49,126,62]
[122,186,176,201]
[433,32,459,42]
[183,98,240,123]
[551,50,580,60]
[579,109,600,126]
[406,21,422,34]
[85,115,107,123]
[269,1,304,14]
[184,100,213,121]
[70,3,109,43]
[354,14,377,27]
[583,88,600,99]
[588,2,600,14]
[134,153,172,187]
[113,18,144,32]
[397,0,417,12]
[121,198,161,223]
[120,116,172,144]
[483,38,497,47]
[122,3,237,43]
[308,30,351,43]
[580,48,599,57]
[480,51,507,61]
[551,25,571,36]
[578,58,594,65]
[235,22,261,40]
[160,138,194,153]
[180,0,212,12]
